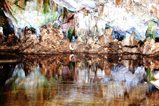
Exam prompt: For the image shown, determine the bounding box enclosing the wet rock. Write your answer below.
[20,27,39,44]
[122,33,138,47]
[117,31,140,54]
[115,0,123,6]
[0,34,4,44]
[21,22,69,53]
[58,39,70,51]
[87,37,97,50]
[108,41,120,53]
[0,27,5,44]
[153,43,159,53]
[104,28,113,45]
[142,38,155,54]
[0,27,3,34]
[142,38,159,55]
[86,28,114,53]
[149,4,159,18]
[69,42,78,51]
[0,9,15,36]
[95,35,106,48]
[6,34,18,46]
[122,46,140,54]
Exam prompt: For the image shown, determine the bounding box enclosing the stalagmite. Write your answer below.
[0,27,3,35]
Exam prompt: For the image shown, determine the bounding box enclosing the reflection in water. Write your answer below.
[0,54,159,106]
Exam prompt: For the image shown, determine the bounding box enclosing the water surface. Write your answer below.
[0,54,159,106]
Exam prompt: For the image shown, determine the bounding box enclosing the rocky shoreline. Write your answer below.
[1,25,159,56]
[0,40,159,57]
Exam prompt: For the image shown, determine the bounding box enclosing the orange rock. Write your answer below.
[115,0,123,6]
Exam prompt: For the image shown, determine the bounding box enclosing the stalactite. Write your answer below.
[0,0,16,21]
[115,0,123,6]
[43,0,50,14]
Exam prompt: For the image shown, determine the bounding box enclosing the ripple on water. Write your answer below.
[0,54,159,106]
